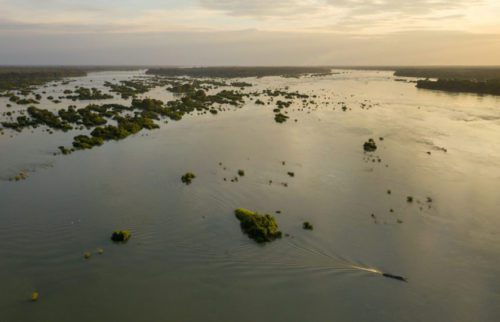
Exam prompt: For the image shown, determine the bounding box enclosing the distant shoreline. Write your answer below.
[2,65,500,96]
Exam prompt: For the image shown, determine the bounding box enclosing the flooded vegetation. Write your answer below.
[1,68,500,322]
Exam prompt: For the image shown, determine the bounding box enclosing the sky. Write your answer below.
[0,0,499,65]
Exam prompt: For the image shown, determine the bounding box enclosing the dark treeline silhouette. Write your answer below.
[416,79,500,96]
[394,67,500,81]
[146,66,332,78]
[331,66,500,81]
[0,68,87,91]
[0,66,144,91]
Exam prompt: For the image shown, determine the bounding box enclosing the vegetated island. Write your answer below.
[415,79,500,96]
[111,230,131,242]
[234,208,282,243]
[395,67,500,96]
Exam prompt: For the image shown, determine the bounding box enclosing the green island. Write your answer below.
[234,208,282,243]
[181,172,196,184]
[66,87,114,100]
[303,222,313,230]
[111,230,131,242]
[274,113,289,123]
[363,138,377,152]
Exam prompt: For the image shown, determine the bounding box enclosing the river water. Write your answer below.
[1,70,499,322]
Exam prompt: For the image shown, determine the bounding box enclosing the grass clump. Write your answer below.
[181,172,196,184]
[111,230,131,242]
[31,292,39,302]
[234,208,282,243]
[274,113,289,123]
[72,135,104,150]
[11,171,28,181]
[303,222,314,230]
[363,138,377,152]
[58,146,73,155]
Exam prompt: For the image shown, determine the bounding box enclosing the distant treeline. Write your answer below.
[330,66,500,96]
[146,67,332,78]
[394,67,500,81]
[0,68,87,91]
[416,79,500,96]
[0,66,148,92]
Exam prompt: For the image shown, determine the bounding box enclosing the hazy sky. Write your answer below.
[0,0,499,65]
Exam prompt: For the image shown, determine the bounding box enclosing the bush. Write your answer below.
[234,208,282,243]
[181,172,196,184]
[111,230,131,242]
[363,138,377,152]
[303,222,314,230]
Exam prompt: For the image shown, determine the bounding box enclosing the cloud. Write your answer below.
[0,0,497,36]
[200,0,479,17]
[196,0,486,34]
[199,0,323,17]
[325,0,477,15]
[0,29,499,66]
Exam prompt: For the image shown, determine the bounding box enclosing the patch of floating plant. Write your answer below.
[302,222,313,230]
[370,192,435,225]
[111,230,131,242]
[181,172,196,185]
[362,137,387,165]
[31,291,39,302]
[363,138,378,152]
[8,170,29,182]
[274,112,289,123]
[2,161,54,182]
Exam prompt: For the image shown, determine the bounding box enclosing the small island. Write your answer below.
[234,208,282,243]
[111,230,131,242]
[181,172,196,184]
